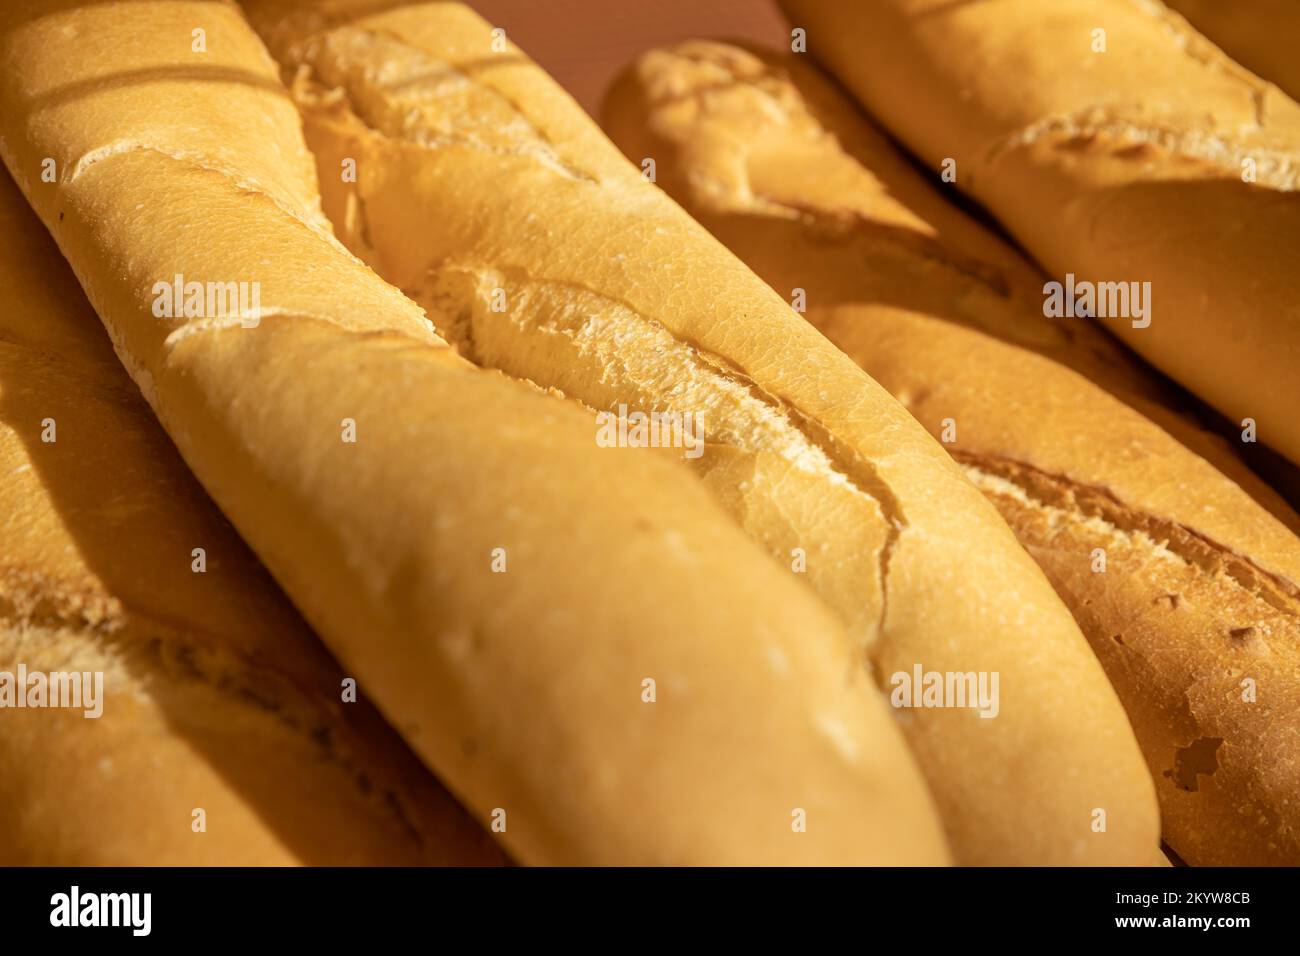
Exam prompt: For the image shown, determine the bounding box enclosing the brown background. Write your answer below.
[465,0,790,116]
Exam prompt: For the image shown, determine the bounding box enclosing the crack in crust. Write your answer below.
[625,42,1189,410]
[0,586,429,849]
[53,143,445,388]
[270,24,916,645]
[961,449,1300,858]
[68,139,337,238]
[985,109,1300,191]
[276,21,916,641]
[284,25,598,183]
[623,43,1180,386]
[959,453,1300,617]
[644,46,1019,300]
[961,0,1300,188]
[414,261,905,644]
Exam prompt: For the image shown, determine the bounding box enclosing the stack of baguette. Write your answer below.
[0,0,1293,867]
[0,166,501,865]
[603,38,1300,866]
[779,0,1300,470]
[0,0,951,867]
[241,0,1168,866]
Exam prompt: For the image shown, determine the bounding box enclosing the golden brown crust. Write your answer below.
[604,39,1300,864]
[0,0,950,865]
[0,168,500,865]
[779,0,1300,470]
[241,1,1163,864]
[965,461,1300,866]
[1164,0,1300,104]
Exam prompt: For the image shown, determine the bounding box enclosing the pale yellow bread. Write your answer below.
[0,0,950,866]
[0,168,502,865]
[604,40,1300,865]
[780,0,1300,471]
[242,0,1161,865]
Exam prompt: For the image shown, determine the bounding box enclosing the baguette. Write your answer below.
[0,168,500,865]
[0,0,950,866]
[603,40,1300,865]
[243,0,1161,864]
[1164,0,1300,104]
[780,0,1300,469]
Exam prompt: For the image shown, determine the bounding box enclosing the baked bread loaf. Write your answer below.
[1164,0,1300,104]
[780,0,1300,470]
[0,0,951,866]
[603,40,1300,866]
[0,168,500,865]
[243,0,1161,864]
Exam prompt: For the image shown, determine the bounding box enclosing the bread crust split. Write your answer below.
[0,0,952,865]
[602,38,1300,866]
[239,0,1162,865]
[779,0,1300,472]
